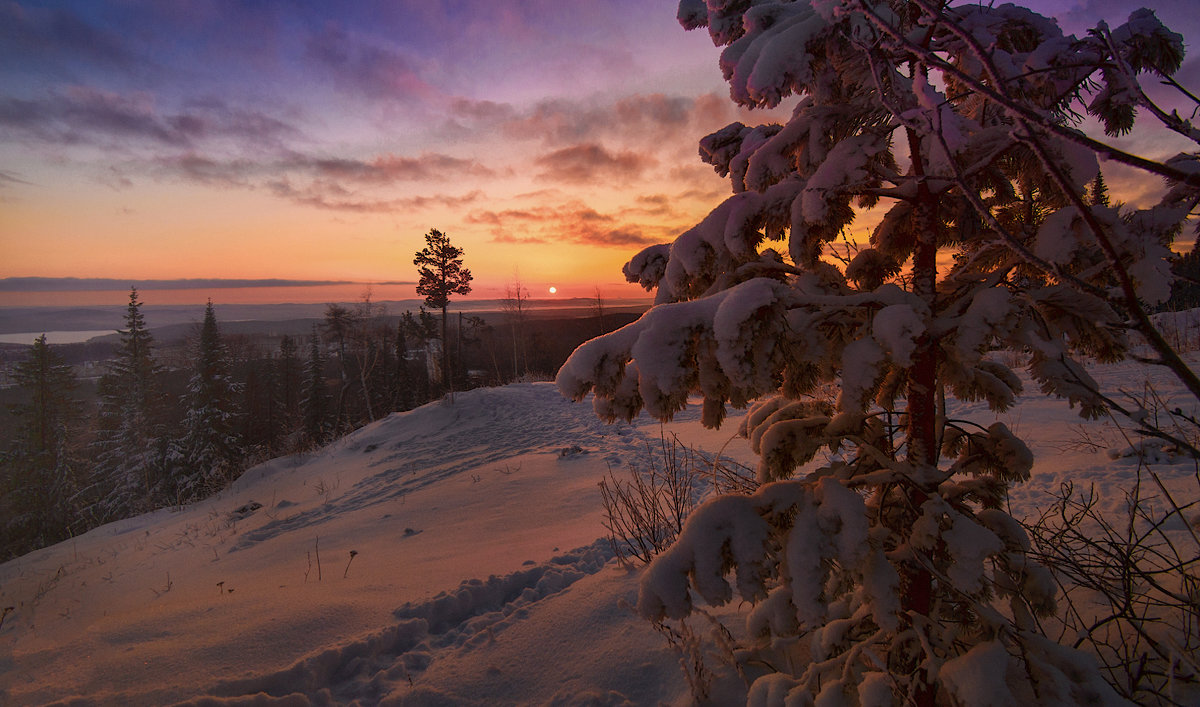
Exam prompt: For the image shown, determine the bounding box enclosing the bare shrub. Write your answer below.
[599,433,754,567]
[1115,379,1200,460]
[1028,374,1200,702]
[1025,471,1200,703]
[708,454,757,497]
[1063,373,1200,462]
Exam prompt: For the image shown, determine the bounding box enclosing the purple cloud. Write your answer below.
[292,153,496,184]
[0,88,300,150]
[449,92,736,148]
[266,178,486,214]
[534,143,654,184]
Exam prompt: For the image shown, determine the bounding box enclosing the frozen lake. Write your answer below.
[0,330,115,345]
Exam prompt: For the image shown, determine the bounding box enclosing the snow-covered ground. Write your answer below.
[1,363,1197,705]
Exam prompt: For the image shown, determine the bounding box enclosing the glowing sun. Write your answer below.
[548,286,557,294]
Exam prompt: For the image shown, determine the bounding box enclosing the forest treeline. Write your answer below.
[0,287,629,561]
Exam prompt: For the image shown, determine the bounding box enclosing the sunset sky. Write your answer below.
[2,0,1197,302]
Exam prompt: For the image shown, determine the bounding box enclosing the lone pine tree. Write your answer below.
[559,1,1194,703]
[414,228,472,391]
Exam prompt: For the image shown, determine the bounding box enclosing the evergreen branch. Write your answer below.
[1093,24,1200,144]
[855,0,1200,188]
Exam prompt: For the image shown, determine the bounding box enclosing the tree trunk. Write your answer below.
[904,126,940,472]
[359,361,375,422]
[441,304,450,392]
[905,124,940,707]
[512,325,520,381]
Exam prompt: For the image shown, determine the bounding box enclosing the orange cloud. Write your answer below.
[468,199,675,247]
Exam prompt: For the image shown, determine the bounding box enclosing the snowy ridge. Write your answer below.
[0,383,709,706]
[228,384,646,552]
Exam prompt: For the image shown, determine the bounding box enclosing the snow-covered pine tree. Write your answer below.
[89,287,165,520]
[558,1,1194,703]
[173,300,242,501]
[302,325,332,447]
[4,334,79,556]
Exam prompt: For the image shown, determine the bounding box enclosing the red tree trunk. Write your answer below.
[905,125,940,707]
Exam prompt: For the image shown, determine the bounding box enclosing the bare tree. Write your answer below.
[322,303,356,430]
[592,286,607,336]
[349,290,387,423]
[501,275,530,381]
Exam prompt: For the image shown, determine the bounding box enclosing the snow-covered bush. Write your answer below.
[559,0,1197,703]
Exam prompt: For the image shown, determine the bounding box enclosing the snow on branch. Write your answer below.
[558,278,929,428]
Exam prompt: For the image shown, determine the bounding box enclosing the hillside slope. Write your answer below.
[2,362,1197,704]
[1,384,750,705]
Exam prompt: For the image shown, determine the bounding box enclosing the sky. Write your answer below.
[1,0,1197,303]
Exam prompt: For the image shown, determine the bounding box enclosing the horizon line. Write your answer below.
[0,277,417,292]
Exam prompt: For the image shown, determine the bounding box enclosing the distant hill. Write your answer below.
[0,298,651,337]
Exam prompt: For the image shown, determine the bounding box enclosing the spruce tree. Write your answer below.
[4,335,79,555]
[90,287,163,519]
[323,303,354,429]
[174,300,242,500]
[301,325,332,447]
[1090,171,1112,207]
[559,2,1192,703]
[1168,245,1200,310]
[277,334,303,435]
